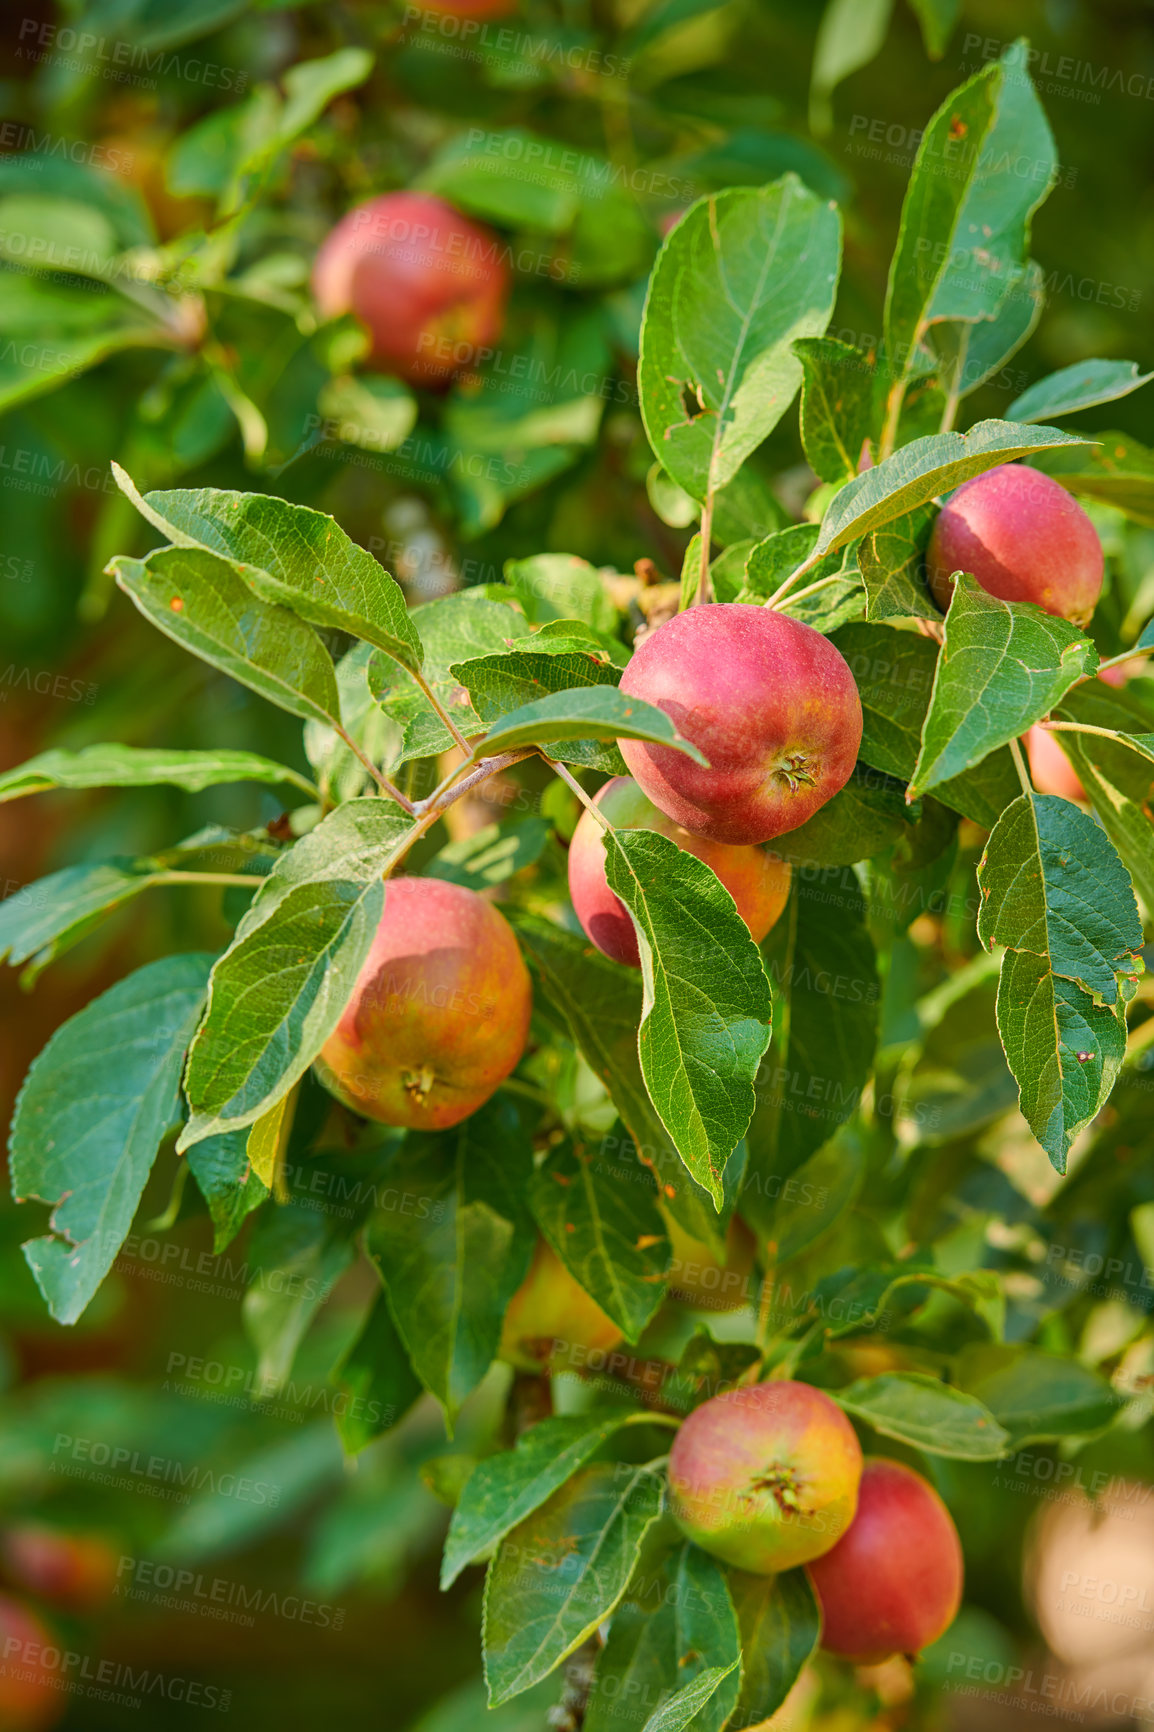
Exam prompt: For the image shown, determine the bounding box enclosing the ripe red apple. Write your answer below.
[568,777,792,966]
[668,1380,863,1571]
[1024,725,1086,802]
[807,1458,964,1662]
[312,192,509,387]
[500,1240,623,1373]
[0,1595,65,1728]
[315,877,531,1131]
[925,464,1103,625]
[663,1210,757,1312]
[0,1526,118,1613]
[617,605,863,846]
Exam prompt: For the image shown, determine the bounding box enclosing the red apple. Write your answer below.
[1024,725,1086,801]
[0,1526,118,1613]
[617,605,863,845]
[315,877,531,1130]
[312,192,509,387]
[0,1595,65,1728]
[500,1240,623,1373]
[925,464,1103,625]
[668,1380,863,1571]
[807,1457,964,1662]
[567,777,792,966]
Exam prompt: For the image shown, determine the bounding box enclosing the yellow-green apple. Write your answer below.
[567,776,792,966]
[315,877,531,1130]
[617,605,863,845]
[807,1458,964,1661]
[925,464,1102,624]
[668,1380,863,1571]
[312,192,508,387]
[500,1240,623,1373]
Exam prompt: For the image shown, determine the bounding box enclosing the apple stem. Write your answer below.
[695,494,715,605]
[1008,736,1034,797]
[412,668,475,756]
[546,758,610,831]
[153,871,272,889]
[775,571,847,609]
[1092,643,1154,678]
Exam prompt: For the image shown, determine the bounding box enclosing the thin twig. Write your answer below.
[1008,735,1033,797]
[775,570,846,610]
[547,759,609,828]
[762,551,822,611]
[1036,721,1127,743]
[696,494,715,606]
[333,722,415,813]
[1095,643,1154,677]
[411,667,475,756]
[153,871,267,889]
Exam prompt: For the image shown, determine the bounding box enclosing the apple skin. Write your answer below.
[663,1210,757,1312]
[312,192,509,387]
[617,605,864,845]
[807,1458,964,1662]
[925,464,1103,625]
[0,1526,119,1613]
[500,1240,623,1373]
[315,877,531,1131]
[568,777,792,966]
[668,1380,863,1572]
[1024,725,1087,801]
[0,1595,66,1729]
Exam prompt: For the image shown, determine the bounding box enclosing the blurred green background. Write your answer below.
[1,1,1153,1726]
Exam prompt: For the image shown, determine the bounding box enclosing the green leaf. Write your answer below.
[857,507,939,622]
[329,1291,423,1456]
[0,273,166,412]
[793,337,874,485]
[813,422,1091,558]
[603,831,773,1209]
[729,1569,820,1728]
[511,918,729,1253]
[809,0,894,136]
[740,524,862,631]
[483,1462,666,1706]
[640,1664,741,1732]
[185,1129,268,1255]
[834,1372,1010,1459]
[1009,359,1154,424]
[369,592,532,761]
[366,1099,535,1425]
[943,259,1045,400]
[110,545,341,727]
[1028,430,1154,526]
[453,649,627,774]
[442,1413,648,1588]
[179,802,413,1147]
[978,795,1142,1007]
[1053,683,1154,908]
[910,575,1098,796]
[0,743,315,804]
[9,954,213,1324]
[977,793,1142,1169]
[317,375,418,453]
[243,1204,353,1390]
[530,1139,670,1341]
[907,0,960,56]
[504,555,619,635]
[112,465,424,674]
[956,1345,1125,1448]
[754,1122,867,1264]
[479,687,709,763]
[426,820,551,893]
[0,861,165,983]
[769,765,911,868]
[277,46,374,143]
[744,878,877,1230]
[639,181,841,503]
